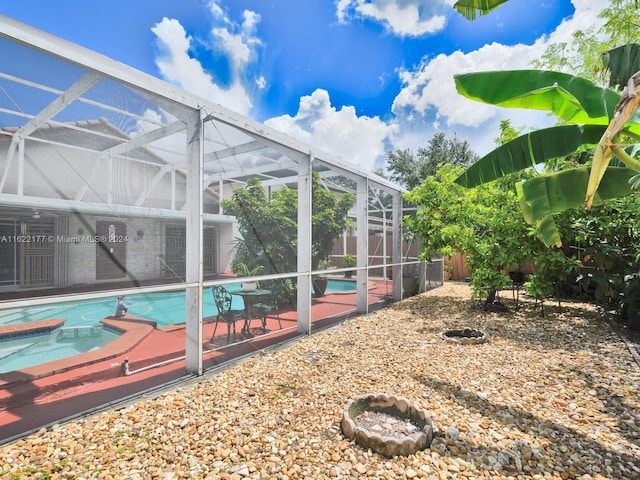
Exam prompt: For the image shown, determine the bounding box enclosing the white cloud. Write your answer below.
[208,0,226,21]
[392,41,540,129]
[335,0,353,22]
[265,89,397,171]
[212,28,252,69]
[548,0,608,45]
[151,0,263,116]
[210,8,262,72]
[388,0,611,156]
[337,0,456,37]
[242,9,261,31]
[262,0,611,166]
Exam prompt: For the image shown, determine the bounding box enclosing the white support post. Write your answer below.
[356,177,368,313]
[184,110,204,375]
[297,155,313,334]
[392,191,402,300]
[17,139,24,196]
[383,209,388,279]
[171,167,176,211]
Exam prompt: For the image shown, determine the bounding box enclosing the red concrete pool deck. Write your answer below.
[0,280,402,442]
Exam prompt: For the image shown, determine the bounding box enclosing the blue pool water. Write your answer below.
[0,289,220,374]
[325,279,356,292]
[0,289,228,329]
[0,279,355,330]
[0,327,121,374]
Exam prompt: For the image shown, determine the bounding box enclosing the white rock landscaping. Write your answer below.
[0,282,638,479]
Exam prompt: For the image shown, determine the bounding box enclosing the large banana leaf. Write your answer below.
[455,70,620,124]
[517,167,637,247]
[455,124,606,187]
[454,0,510,20]
[453,47,640,248]
[603,43,640,90]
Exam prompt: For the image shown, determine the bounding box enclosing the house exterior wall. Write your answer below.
[217,222,236,274]
[0,134,226,290]
[65,216,165,285]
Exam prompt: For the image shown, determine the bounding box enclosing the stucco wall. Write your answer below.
[65,216,165,285]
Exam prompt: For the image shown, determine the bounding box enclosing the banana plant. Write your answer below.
[453,45,640,247]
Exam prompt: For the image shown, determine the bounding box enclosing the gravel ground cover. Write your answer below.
[1,282,639,479]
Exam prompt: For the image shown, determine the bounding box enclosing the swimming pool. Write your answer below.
[0,289,216,374]
[0,279,355,373]
[0,279,355,329]
[324,279,356,292]
[0,289,223,329]
[0,327,121,374]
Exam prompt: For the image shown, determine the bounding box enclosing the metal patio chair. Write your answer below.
[252,280,285,331]
[210,285,245,344]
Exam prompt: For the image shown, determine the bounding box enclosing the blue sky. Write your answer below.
[1,0,609,171]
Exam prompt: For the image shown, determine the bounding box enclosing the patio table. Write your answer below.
[230,289,272,333]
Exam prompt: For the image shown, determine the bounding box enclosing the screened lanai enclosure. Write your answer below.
[0,15,442,440]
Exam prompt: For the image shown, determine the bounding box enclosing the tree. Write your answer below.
[385,131,478,190]
[221,177,296,275]
[531,0,640,85]
[438,0,640,317]
[494,119,522,146]
[566,193,640,310]
[221,174,353,275]
[404,164,538,309]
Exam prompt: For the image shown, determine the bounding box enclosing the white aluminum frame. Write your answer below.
[0,14,412,376]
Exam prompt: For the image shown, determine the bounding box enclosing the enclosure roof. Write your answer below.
[0,14,403,201]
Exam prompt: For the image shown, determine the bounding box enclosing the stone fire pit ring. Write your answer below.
[340,393,433,457]
[439,327,488,345]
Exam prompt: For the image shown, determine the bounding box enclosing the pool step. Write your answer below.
[53,325,104,339]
